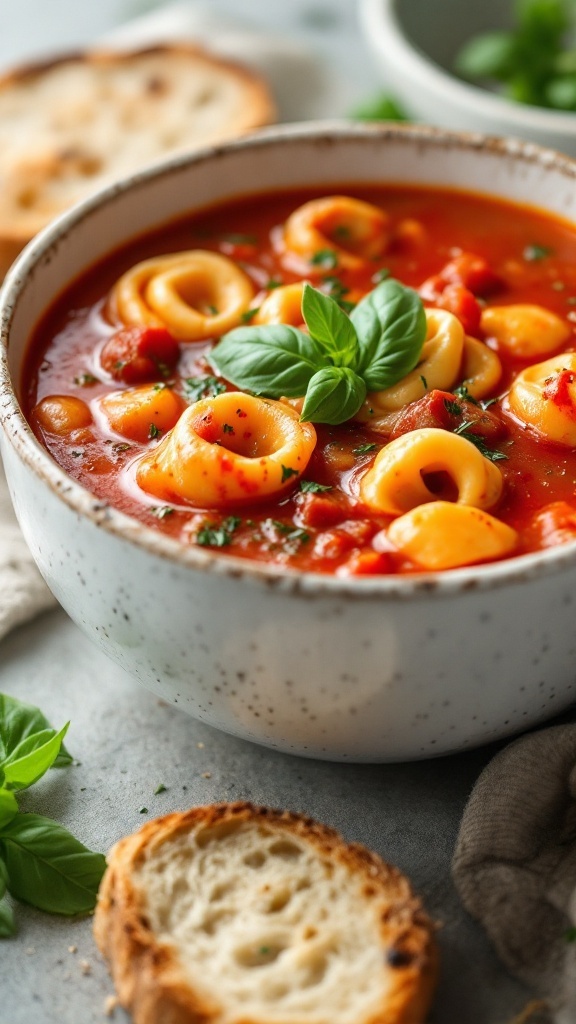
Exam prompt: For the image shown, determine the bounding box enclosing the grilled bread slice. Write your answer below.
[93,802,438,1024]
[0,45,275,275]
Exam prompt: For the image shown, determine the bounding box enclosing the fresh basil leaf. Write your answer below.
[301,283,359,368]
[301,367,366,425]
[1,724,69,791]
[0,789,18,830]
[351,278,426,391]
[0,885,15,937]
[0,694,72,767]
[0,813,106,916]
[209,325,327,398]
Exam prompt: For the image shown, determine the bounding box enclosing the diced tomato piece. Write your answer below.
[435,283,482,336]
[527,501,576,549]
[339,549,395,575]
[439,253,502,296]
[418,274,445,302]
[100,326,180,384]
[298,492,350,529]
[389,389,507,442]
[542,369,576,416]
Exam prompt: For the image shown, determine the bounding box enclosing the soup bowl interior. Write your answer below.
[2,122,576,762]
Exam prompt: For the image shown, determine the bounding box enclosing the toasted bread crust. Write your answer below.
[0,45,275,275]
[94,802,438,1024]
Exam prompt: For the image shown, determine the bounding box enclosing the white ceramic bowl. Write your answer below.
[2,122,576,762]
[360,0,576,157]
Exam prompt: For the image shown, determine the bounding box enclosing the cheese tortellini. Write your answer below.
[136,392,316,507]
[508,353,576,445]
[481,304,570,359]
[254,283,306,326]
[388,502,518,570]
[282,195,390,271]
[110,250,255,342]
[360,427,504,516]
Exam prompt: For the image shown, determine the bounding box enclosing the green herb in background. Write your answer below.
[209,278,427,426]
[0,694,105,936]
[350,92,409,121]
[455,0,576,110]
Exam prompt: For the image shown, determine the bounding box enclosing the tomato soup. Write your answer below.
[23,185,576,575]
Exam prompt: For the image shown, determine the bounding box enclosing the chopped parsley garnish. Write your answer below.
[372,267,391,284]
[196,516,242,548]
[281,465,300,483]
[148,423,162,440]
[183,376,227,402]
[444,398,463,415]
[150,506,175,519]
[222,423,234,434]
[310,249,339,269]
[241,307,260,323]
[154,783,167,795]
[523,243,552,262]
[333,225,351,239]
[153,382,170,392]
[299,480,333,493]
[420,375,428,390]
[73,373,97,386]
[453,382,480,405]
[454,421,509,461]
[321,275,355,312]
[111,442,132,453]
[353,443,378,455]
[265,278,282,290]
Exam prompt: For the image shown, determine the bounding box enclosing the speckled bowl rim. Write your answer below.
[2,120,576,601]
[360,0,576,138]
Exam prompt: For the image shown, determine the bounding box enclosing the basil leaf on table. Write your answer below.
[210,324,328,397]
[351,278,427,391]
[0,789,18,830]
[0,694,72,767]
[0,864,15,937]
[1,724,69,791]
[301,283,359,367]
[301,367,367,426]
[0,813,106,916]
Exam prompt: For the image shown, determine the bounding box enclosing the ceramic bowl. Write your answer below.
[360,0,576,157]
[2,122,576,762]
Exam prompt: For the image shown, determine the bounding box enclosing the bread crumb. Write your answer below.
[79,959,91,975]
[104,994,120,1017]
[201,771,212,779]
[197,741,205,748]
[68,945,77,954]
[26,946,35,955]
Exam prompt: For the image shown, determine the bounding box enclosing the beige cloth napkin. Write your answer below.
[452,723,576,1024]
[0,464,56,641]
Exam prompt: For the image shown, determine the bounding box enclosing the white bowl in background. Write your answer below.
[2,122,576,761]
[360,0,576,156]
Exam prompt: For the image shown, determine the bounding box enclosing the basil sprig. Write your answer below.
[210,278,426,425]
[0,694,106,936]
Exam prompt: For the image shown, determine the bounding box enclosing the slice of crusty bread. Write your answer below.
[0,45,275,275]
[93,802,437,1024]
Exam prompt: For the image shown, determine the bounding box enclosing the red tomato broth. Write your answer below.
[23,184,576,575]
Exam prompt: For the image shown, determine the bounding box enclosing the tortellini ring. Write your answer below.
[388,501,518,571]
[254,283,306,326]
[283,195,390,271]
[110,250,255,341]
[508,353,576,446]
[136,392,317,508]
[356,309,465,428]
[481,304,570,359]
[360,427,503,516]
[460,335,502,400]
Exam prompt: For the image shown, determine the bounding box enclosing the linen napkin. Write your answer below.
[452,723,576,1024]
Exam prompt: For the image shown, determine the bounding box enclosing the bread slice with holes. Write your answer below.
[0,45,275,276]
[93,801,438,1024]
